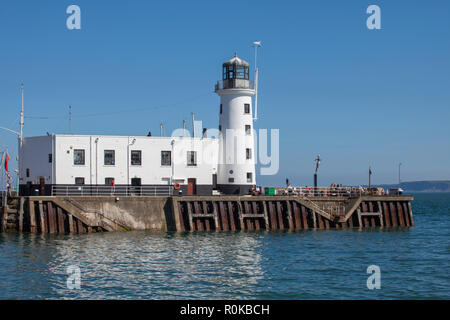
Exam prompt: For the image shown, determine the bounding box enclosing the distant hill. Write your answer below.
[373,180,450,193]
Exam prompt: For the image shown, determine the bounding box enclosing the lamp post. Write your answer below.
[398,162,402,188]
[314,155,321,196]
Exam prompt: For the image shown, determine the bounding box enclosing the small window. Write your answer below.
[246,148,252,160]
[75,177,85,185]
[104,150,115,166]
[187,151,197,167]
[228,177,234,183]
[131,178,141,186]
[218,125,222,132]
[220,104,222,114]
[131,150,142,166]
[244,103,250,114]
[161,151,171,166]
[105,177,115,186]
[245,125,251,135]
[48,154,52,163]
[26,168,30,178]
[247,172,252,183]
[74,149,85,165]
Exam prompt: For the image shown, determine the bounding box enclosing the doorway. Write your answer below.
[187,178,196,195]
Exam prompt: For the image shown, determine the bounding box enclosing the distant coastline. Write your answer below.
[369,180,450,193]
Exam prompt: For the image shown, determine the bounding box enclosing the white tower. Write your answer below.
[215,53,256,195]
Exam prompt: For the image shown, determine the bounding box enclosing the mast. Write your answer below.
[20,83,24,147]
[253,41,261,121]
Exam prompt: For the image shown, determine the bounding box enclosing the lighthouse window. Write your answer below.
[218,125,222,132]
[187,151,197,167]
[244,104,250,114]
[104,150,115,166]
[220,104,222,114]
[247,172,252,183]
[245,125,251,135]
[131,150,142,166]
[75,177,85,185]
[161,151,171,166]
[246,148,252,160]
[74,149,85,165]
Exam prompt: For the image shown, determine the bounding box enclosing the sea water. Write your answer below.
[0,193,448,299]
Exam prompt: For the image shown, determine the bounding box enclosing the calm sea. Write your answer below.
[0,193,448,300]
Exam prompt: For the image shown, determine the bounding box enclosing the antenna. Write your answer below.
[68,105,72,134]
[191,112,195,137]
[160,123,163,136]
[252,41,261,121]
[19,83,24,147]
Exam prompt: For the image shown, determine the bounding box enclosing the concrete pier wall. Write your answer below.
[0,195,414,234]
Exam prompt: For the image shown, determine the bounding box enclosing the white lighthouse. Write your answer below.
[215,53,256,195]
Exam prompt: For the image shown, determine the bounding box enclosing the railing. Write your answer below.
[51,185,173,197]
[275,186,387,198]
[215,79,255,91]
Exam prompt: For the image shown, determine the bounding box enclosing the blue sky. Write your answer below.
[0,0,449,186]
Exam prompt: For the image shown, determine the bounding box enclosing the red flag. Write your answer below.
[5,151,10,172]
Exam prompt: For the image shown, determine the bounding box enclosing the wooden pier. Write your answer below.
[0,195,414,234]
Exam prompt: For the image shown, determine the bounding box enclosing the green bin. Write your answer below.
[264,187,276,195]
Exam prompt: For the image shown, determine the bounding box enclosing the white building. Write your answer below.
[19,54,257,196]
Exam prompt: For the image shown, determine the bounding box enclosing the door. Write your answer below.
[187,178,196,195]
[212,174,217,190]
[131,178,141,195]
[39,177,45,196]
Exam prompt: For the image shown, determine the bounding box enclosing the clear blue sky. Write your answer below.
[1,0,449,186]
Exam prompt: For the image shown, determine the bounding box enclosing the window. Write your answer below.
[187,151,197,167]
[218,125,222,132]
[244,103,250,114]
[161,151,171,166]
[104,150,115,165]
[75,177,85,185]
[131,150,142,166]
[26,168,30,178]
[220,104,222,114]
[247,172,252,183]
[131,178,141,186]
[105,177,115,186]
[74,149,85,165]
[246,148,252,160]
[245,125,251,135]
[48,154,52,163]
[228,178,234,183]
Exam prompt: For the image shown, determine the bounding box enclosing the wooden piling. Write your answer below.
[18,197,24,232]
[29,199,37,232]
[38,201,46,233]
[227,201,236,231]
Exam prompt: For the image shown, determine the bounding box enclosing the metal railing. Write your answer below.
[275,186,387,198]
[51,185,173,197]
[215,80,255,91]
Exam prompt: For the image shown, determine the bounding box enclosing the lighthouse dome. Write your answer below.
[223,52,250,67]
